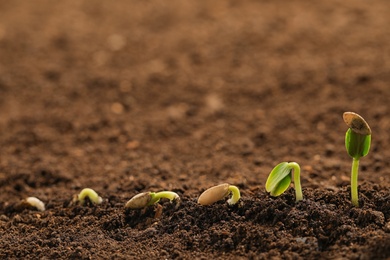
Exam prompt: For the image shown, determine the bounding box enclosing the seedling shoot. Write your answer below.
[25,197,46,212]
[125,191,180,209]
[76,188,103,205]
[197,183,241,206]
[343,112,371,207]
[265,162,303,202]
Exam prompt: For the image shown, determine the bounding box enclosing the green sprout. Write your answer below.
[265,162,303,202]
[76,188,103,205]
[343,112,371,207]
[197,183,241,206]
[125,191,180,209]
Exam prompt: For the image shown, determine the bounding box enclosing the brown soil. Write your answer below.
[0,1,390,259]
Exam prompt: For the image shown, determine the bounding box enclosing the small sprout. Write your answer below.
[125,191,180,209]
[343,112,371,207]
[76,188,103,205]
[25,197,45,212]
[197,183,241,206]
[265,162,303,202]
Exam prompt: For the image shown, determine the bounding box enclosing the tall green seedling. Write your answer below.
[343,112,371,207]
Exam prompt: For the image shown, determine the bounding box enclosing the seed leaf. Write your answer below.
[270,174,292,196]
[345,128,371,159]
[265,162,292,196]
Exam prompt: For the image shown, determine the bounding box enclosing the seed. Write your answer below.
[343,112,371,135]
[198,183,230,205]
[125,192,152,209]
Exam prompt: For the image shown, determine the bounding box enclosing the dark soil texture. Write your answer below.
[1,1,390,259]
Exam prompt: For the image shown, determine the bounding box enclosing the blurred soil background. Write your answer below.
[0,1,389,259]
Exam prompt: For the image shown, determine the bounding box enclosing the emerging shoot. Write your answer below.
[76,188,103,205]
[125,191,180,209]
[24,197,45,212]
[343,112,371,207]
[265,162,303,202]
[197,183,241,206]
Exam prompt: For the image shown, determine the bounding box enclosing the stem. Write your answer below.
[227,185,241,205]
[148,191,179,205]
[351,158,360,207]
[78,188,102,204]
[288,162,303,202]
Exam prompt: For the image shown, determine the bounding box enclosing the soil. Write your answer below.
[0,1,390,259]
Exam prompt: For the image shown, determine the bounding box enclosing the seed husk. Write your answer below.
[125,192,152,209]
[198,183,230,205]
[343,112,371,135]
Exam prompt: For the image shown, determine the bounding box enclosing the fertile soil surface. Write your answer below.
[0,1,390,259]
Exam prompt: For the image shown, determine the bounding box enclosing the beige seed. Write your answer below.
[198,183,230,206]
[343,112,371,135]
[125,192,152,209]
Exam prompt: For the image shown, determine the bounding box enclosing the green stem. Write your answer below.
[288,162,303,202]
[227,185,241,205]
[148,191,179,205]
[351,158,360,207]
[78,188,102,204]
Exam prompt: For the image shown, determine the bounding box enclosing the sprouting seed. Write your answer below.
[125,191,180,209]
[76,188,103,205]
[265,162,303,202]
[25,197,45,212]
[343,112,371,207]
[197,183,241,206]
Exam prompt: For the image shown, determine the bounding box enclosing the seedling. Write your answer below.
[197,183,241,205]
[24,197,45,212]
[343,112,371,207]
[75,188,103,205]
[125,191,180,209]
[265,162,303,202]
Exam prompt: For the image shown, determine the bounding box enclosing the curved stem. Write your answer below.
[78,188,102,204]
[227,185,241,205]
[351,158,360,207]
[148,191,179,205]
[288,162,303,202]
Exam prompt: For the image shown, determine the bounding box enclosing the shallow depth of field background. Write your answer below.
[0,1,389,259]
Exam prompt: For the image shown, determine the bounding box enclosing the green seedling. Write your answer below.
[197,183,241,205]
[265,162,303,202]
[125,191,180,209]
[76,188,103,205]
[24,197,45,212]
[343,112,371,207]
